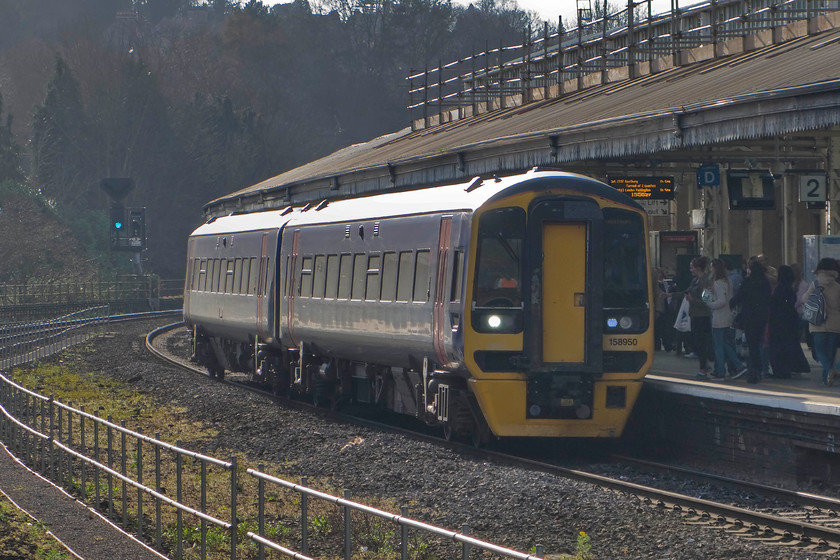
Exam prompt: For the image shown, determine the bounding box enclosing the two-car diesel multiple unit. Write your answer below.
[183,169,654,443]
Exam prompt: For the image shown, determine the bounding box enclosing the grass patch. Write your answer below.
[0,496,72,560]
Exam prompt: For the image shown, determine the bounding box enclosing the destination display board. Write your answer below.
[608,176,675,200]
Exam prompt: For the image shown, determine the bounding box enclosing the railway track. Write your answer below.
[146,321,840,554]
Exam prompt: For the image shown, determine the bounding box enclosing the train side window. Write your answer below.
[225,260,235,293]
[262,257,271,295]
[249,257,258,294]
[212,259,222,293]
[313,255,326,298]
[300,256,313,297]
[413,250,430,302]
[381,252,397,301]
[190,259,198,291]
[206,259,214,292]
[366,254,381,301]
[450,249,463,303]
[199,258,207,291]
[233,259,243,294]
[338,254,353,299]
[241,258,251,295]
[351,254,367,300]
[325,255,339,299]
[396,251,414,302]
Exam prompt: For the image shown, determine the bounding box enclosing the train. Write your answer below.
[183,169,654,444]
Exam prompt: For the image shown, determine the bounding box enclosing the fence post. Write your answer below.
[462,523,471,560]
[301,476,309,555]
[400,506,409,560]
[137,429,143,541]
[344,489,352,560]
[155,432,162,550]
[121,420,128,526]
[80,406,86,500]
[230,455,238,560]
[202,459,208,560]
[107,415,114,519]
[94,411,100,506]
[176,440,183,560]
[258,464,265,560]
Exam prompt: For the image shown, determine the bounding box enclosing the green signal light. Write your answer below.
[115,221,123,229]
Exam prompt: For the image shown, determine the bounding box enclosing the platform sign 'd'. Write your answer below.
[696,165,720,189]
[608,177,675,200]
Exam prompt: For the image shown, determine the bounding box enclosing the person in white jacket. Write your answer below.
[707,259,748,380]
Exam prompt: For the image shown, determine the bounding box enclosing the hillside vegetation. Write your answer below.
[0,0,541,281]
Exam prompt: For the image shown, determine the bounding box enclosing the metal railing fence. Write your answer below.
[408,0,840,128]
[0,306,111,370]
[0,373,238,560]
[0,315,546,560]
[249,467,545,560]
[0,278,184,322]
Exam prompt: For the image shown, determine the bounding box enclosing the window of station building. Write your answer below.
[313,255,326,298]
[396,251,414,302]
[450,249,464,303]
[381,252,397,301]
[338,254,353,299]
[413,250,431,302]
[248,257,258,294]
[325,255,339,299]
[366,254,381,300]
[300,256,313,297]
[351,253,367,300]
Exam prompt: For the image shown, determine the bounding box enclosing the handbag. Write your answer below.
[674,297,691,333]
[802,280,827,326]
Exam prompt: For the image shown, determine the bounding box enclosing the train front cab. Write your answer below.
[464,180,654,438]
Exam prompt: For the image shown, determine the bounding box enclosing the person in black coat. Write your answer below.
[730,258,771,383]
[767,265,810,378]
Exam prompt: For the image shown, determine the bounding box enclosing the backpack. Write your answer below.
[802,280,827,326]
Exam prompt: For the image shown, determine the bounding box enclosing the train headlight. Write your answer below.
[606,317,618,328]
[619,316,633,329]
[487,315,502,329]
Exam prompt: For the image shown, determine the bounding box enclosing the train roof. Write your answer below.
[190,169,639,237]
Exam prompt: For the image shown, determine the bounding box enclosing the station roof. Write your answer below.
[205,19,840,217]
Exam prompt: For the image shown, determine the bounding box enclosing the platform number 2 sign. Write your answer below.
[799,174,827,202]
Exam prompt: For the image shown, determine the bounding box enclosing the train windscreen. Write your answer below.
[603,208,648,308]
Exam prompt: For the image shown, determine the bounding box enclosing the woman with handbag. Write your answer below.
[707,259,748,380]
[684,256,714,379]
[767,265,810,379]
[803,258,840,386]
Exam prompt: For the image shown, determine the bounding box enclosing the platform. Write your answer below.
[646,347,840,415]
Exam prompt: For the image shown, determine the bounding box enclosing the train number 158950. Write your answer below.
[607,337,638,347]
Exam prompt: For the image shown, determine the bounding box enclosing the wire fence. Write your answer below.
[0,315,546,560]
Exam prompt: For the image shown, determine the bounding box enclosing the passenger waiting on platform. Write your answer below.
[792,263,812,348]
[803,258,840,386]
[684,256,714,379]
[730,258,771,384]
[767,265,810,379]
[654,268,675,352]
[707,259,747,380]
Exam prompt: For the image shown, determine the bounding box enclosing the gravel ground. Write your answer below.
[3,319,825,559]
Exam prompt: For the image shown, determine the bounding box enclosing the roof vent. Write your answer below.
[301,202,312,212]
[464,176,483,192]
[315,199,329,211]
[280,206,293,216]
[345,225,351,238]
[373,221,380,237]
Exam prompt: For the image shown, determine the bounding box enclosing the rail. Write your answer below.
[0,314,547,560]
[407,0,840,129]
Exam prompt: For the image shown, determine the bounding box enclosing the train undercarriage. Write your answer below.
[190,327,491,445]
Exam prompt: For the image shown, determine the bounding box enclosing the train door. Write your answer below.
[433,216,452,365]
[526,198,603,373]
[541,223,586,363]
